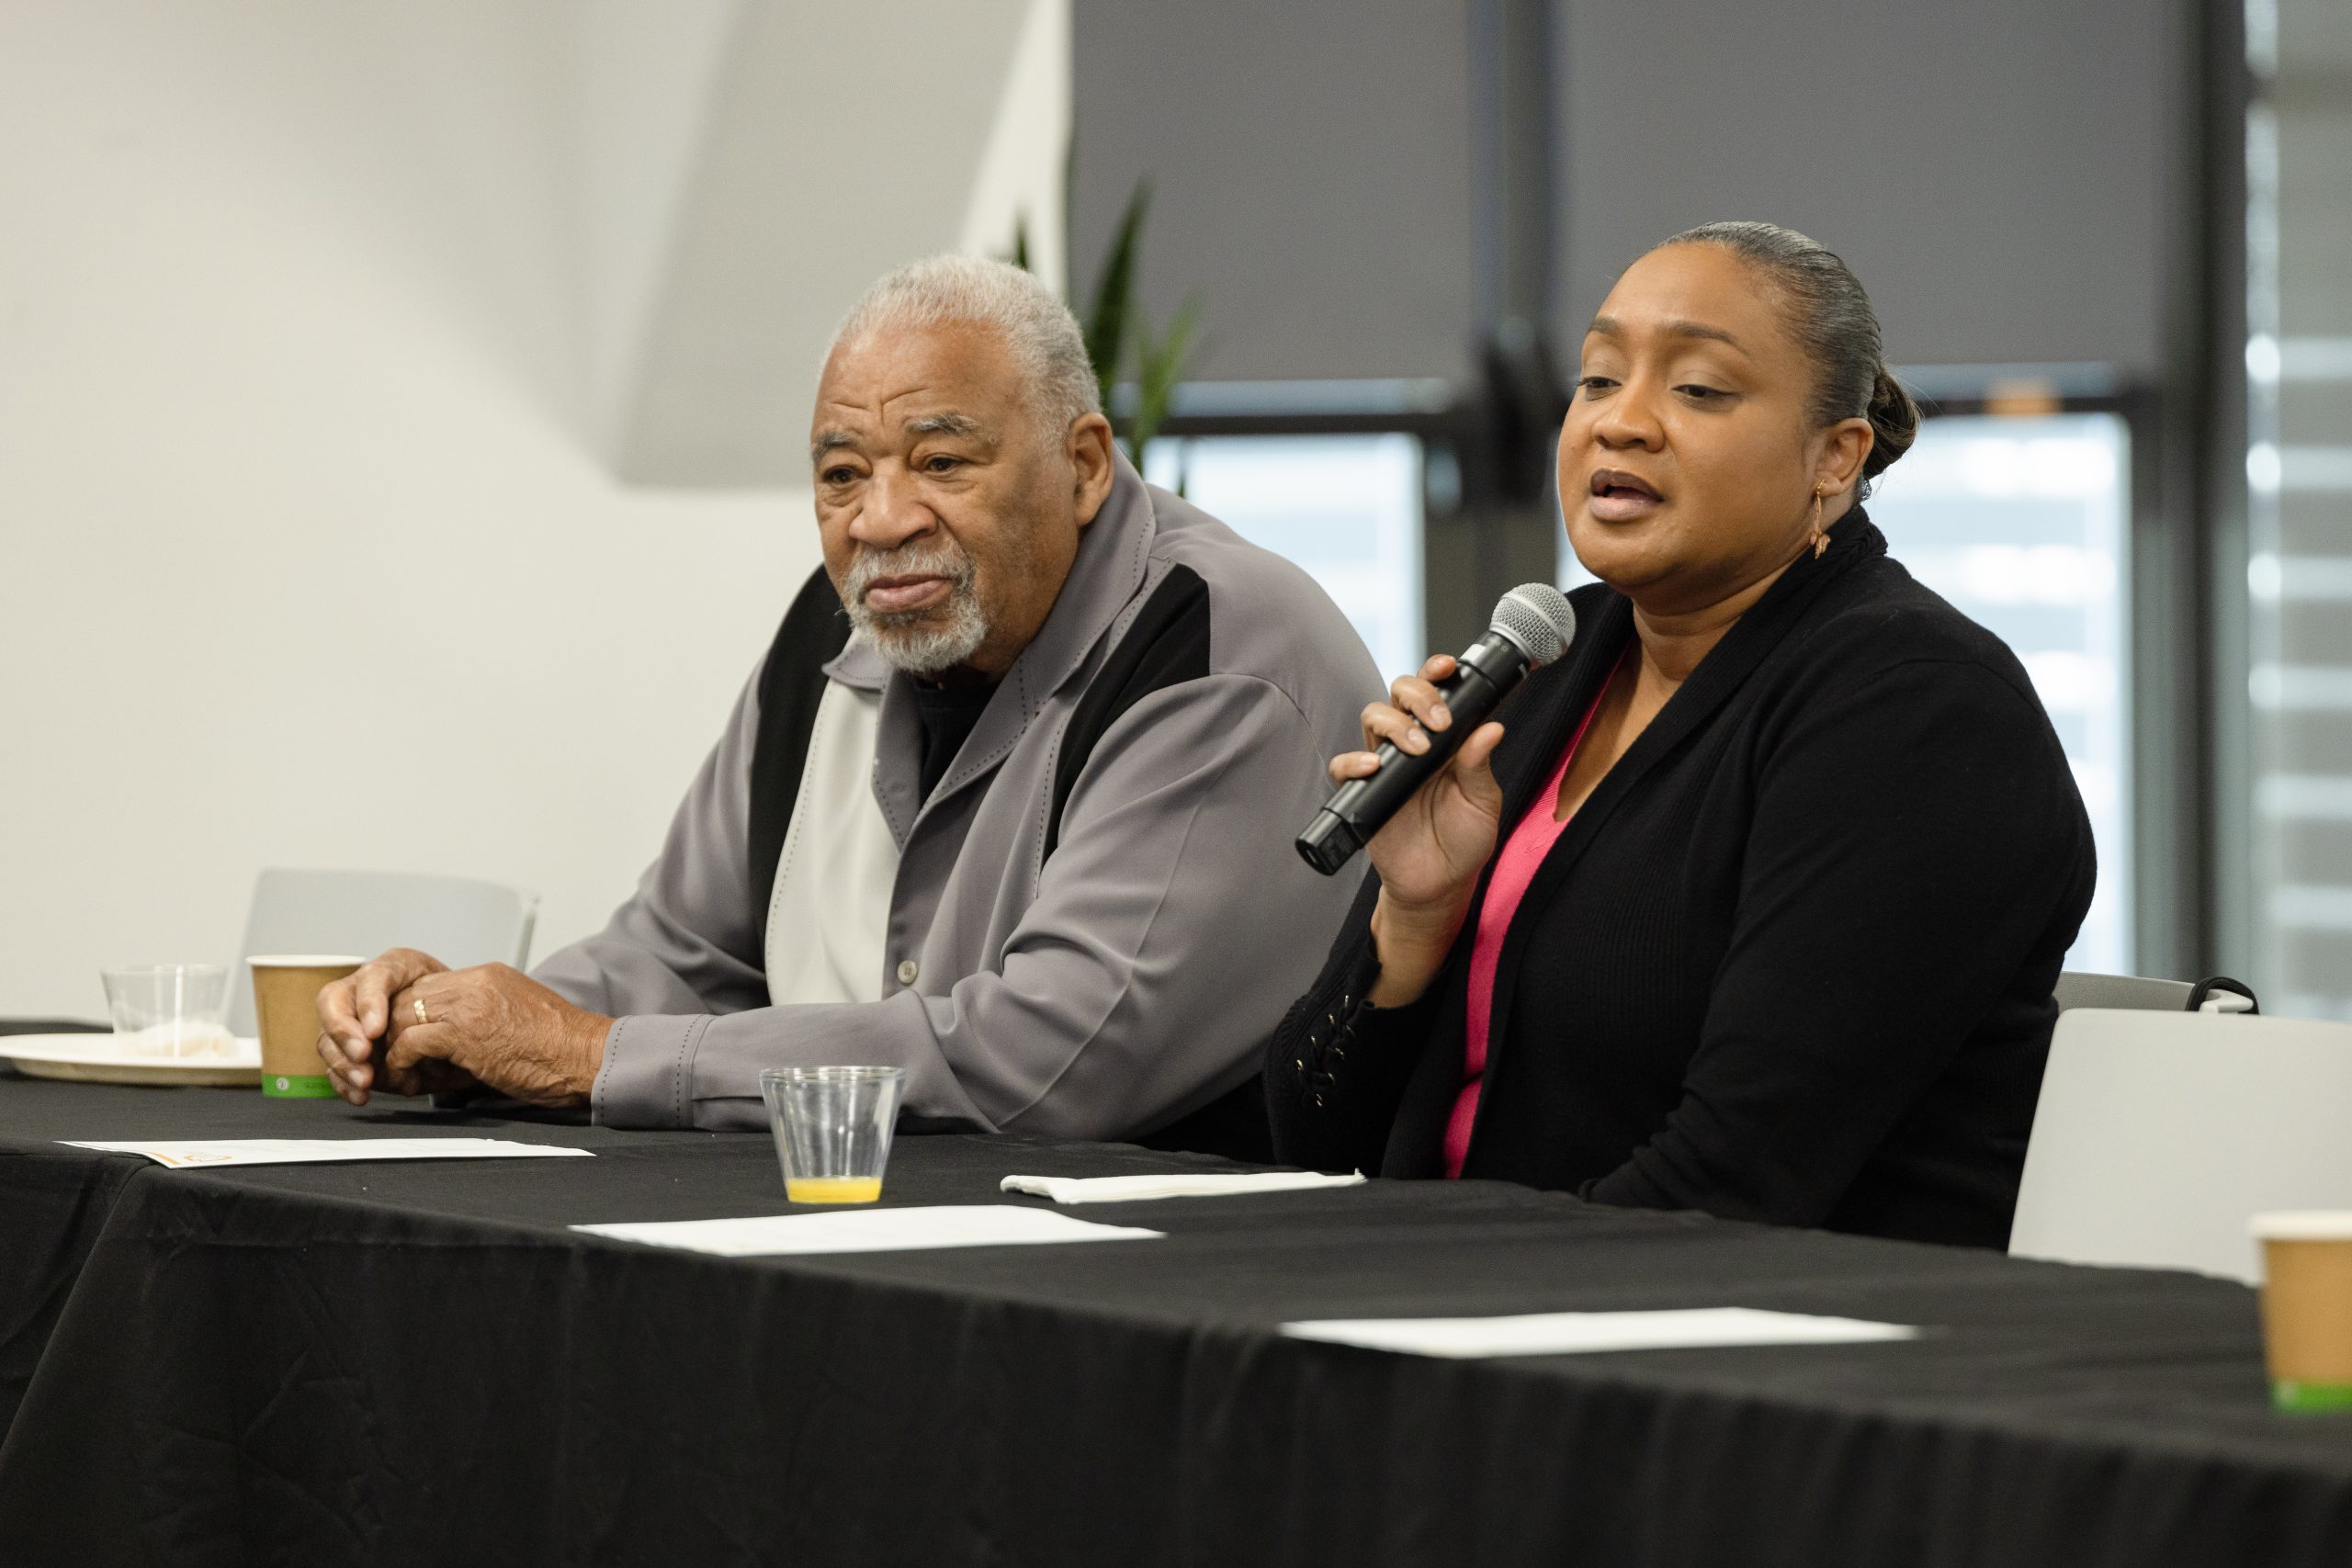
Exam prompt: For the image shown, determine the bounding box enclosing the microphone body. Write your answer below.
[1295,583,1574,876]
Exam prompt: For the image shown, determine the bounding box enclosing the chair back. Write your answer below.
[2054,972,2192,1012]
[2010,1009,2352,1281]
[2054,971,2256,1013]
[226,868,537,1037]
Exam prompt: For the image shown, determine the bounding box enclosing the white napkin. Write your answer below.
[1000,1169,1367,1205]
[60,1138,592,1169]
[572,1204,1162,1258]
[1280,1306,1917,1359]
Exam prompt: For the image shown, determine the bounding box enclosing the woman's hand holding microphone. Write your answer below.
[1336,654,1510,1008]
[1306,583,1572,1007]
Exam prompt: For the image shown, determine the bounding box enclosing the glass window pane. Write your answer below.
[2245,0,2352,1021]
[1141,434,1425,681]
[1868,413,2133,974]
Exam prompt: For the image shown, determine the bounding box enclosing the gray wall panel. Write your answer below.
[1555,0,2190,375]
[1070,0,1479,383]
[1078,1,2189,384]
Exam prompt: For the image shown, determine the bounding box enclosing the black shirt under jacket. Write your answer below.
[907,675,999,802]
[1267,512,2095,1249]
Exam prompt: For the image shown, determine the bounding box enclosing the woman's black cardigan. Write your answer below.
[1267,513,2095,1248]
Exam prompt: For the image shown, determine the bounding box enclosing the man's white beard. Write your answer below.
[841,542,989,676]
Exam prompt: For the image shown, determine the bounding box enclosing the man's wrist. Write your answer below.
[567,1010,614,1101]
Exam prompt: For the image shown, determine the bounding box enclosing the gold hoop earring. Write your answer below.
[1808,488,1829,558]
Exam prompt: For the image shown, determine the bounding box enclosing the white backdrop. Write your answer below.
[0,0,1068,1017]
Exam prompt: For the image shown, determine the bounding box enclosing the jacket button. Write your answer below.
[896,959,920,986]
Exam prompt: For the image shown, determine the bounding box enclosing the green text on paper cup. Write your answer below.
[265,1073,336,1100]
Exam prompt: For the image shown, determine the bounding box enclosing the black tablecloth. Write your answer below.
[4,1072,2352,1567]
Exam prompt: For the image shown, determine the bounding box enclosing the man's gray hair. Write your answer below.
[829,254,1102,436]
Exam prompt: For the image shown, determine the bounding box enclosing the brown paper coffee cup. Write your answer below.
[2253,1213,2352,1413]
[248,955,365,1099]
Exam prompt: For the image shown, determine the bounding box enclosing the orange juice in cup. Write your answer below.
[785,1176,885,1204]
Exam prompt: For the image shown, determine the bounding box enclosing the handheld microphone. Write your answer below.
[1295,584,1577,875]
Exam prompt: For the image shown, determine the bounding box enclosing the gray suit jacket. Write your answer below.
[536,458,1381,1137]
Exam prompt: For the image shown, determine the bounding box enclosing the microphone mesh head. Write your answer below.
[1489,583,1577,667]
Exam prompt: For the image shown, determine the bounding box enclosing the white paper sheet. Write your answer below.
[60,1138,594,1169]
[1280,1306,1917,1359]
[572,1204,1164,1258]
[1000,1170,1367,1204]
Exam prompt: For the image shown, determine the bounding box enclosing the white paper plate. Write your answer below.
[0,1032,262,1088]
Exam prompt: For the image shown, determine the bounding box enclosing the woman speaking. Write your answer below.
[1268,221,2094,1248]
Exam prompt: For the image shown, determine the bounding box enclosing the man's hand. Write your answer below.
[380,964,612,1108]
[318,947,478,1105]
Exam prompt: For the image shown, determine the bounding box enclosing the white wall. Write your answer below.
[603,0,1040,483]
[0,0,1067,1019]
[956,0,1071,294]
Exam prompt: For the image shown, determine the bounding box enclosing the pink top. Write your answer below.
[1442,678,1615,1179]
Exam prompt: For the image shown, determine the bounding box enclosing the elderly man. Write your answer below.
[316,254,1379,1151]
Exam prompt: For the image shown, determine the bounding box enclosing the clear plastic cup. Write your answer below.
[100,964,233,1059]
[759,1066,906,1204]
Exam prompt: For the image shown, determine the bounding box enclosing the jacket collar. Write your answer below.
[828,452,1160,839]
[1492,510,1886,827]
[821,636,892,694]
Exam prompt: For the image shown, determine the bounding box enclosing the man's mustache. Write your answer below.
[843,542,976,601]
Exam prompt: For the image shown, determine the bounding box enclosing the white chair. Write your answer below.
[225,868,537,1037]
[2009,1009,2352,1282]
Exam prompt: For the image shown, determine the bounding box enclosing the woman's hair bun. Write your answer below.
[1862,365,1919,479]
